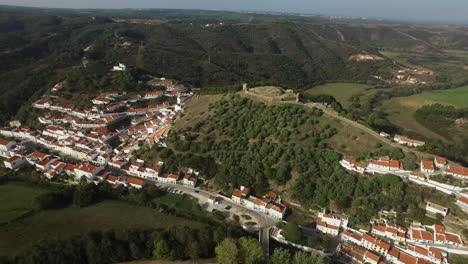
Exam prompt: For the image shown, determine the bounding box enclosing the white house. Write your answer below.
[0,139,16,158]
[4,156,26,169]
[318,211,349,228]
[360,233,391,256]
[316,220,339,236]
[410,226,434,244]
[267,203,286,219]
[394,134,425,147]
[432,224,464,247]
[379,132,390,137]
[363,251,380,264]
[166,174,179,184]
[112,63,127,71]
[0,139,15,152]
[74,163,104,180]
[371,223,407,242]
[434,157,447,168]
[456,196,468,208]
[426,201,449,217]
[92,97,111,105]
[140,164,163,179]
[367,159,400,172]
[405,245,444,264]
[340,158,366,174]
[341,230,362,245]
[183,174,198,187]
[144,91,164,99]
[444,165,468,179]
[128,177,145,189]
[33,100,50,109]
[420,160,435,173]
[409,172,427,181]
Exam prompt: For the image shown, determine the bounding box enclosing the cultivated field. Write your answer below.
[304,83,374,108]
[0,182,47,225]
[0,199,207,256]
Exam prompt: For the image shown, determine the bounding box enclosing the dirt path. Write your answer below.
[136,43,145,69]
[303,102,433,157]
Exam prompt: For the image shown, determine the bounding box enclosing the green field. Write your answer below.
[400,85,468,108]
[0,182,47,225]
[0,199,207,256]
[155,193,206,215]
[304,83,373,108]
[380,85,468,142]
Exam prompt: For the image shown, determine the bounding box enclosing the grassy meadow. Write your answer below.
[0,199,207,257]
[304,83,374,108]
[379,85,468,142]
[0,182,48,225]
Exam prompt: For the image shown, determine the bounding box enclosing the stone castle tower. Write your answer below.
[243,83,248,92]
[296,93,301,103]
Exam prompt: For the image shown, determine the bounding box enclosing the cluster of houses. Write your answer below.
[231,186,287,219]
[316,210,349,236]
[340,156,403,174]
[314,207,465,264]
[1,76,199,191]
[340,154,468,180]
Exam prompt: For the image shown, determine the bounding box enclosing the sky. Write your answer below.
[1,0,468,24]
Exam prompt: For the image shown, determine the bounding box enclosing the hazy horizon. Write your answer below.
[1,0,468,24]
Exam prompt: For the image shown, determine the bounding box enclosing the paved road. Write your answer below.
[259,227,271,257]
[147,180,277,229]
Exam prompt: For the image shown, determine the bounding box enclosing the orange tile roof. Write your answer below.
[0,139,12,146]
[364,251,380,262]
[129,177,144,186]
[399,252,417,264]
[232,189,242,198]
[434,157,446,164]
[421,160,435,170]
[434,224,445,234]
[445,233,463,245]
[362,234,390,251]
[458,196,468,204]
[446,165,468,176]
[267,191,278,200]
[342,230,362,241]
[5,156,21,163]
[370,159,400,168]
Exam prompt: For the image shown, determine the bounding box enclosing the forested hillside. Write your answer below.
[0,7,400,124]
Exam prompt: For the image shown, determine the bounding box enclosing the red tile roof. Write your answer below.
[445,233,463,245]
[5,156,21,163]
[167,174,179,180]
[364,251,380,262]
[446,165,468,176]
[342,230,362,241]
[232,189,242,198]
[370,159,400,168]
[0,138,12,146]
[129,177,144,186]
[317,220,339,230]
[434,157,446,165]
[362,234,390,251]
[75,163,98,174]
[458,196,468,204]
[344,158,366,168]
[421,160,435,170]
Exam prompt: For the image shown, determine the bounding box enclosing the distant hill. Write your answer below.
[2,7,468,124]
